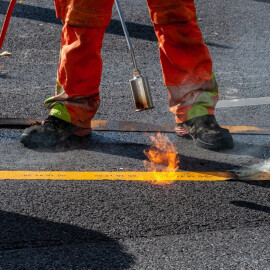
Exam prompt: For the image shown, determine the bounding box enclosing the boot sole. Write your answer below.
[176,132,234,150]
[73,128,92,137]
[175,126,234,150]
[195,136,234,150]
[20,127,92,148]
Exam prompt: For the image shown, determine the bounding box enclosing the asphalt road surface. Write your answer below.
[0,0,270,269]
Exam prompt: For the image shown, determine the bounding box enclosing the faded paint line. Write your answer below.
[217,97,270,108]
[0,171,234,181]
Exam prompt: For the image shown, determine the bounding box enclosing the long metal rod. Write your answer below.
[0,0,17,51]
[114,0,139,72]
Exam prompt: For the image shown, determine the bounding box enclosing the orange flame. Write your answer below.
[144,133,179,185]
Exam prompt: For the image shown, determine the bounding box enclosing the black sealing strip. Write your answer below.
[0,118,270,135]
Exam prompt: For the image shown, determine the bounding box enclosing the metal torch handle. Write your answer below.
[114,0,139,72]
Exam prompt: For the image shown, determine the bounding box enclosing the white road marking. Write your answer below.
[216,97,270,108]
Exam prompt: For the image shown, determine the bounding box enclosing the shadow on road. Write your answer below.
[0,73,8,79]
[0,1,156,41]
[218,141,270,160]
[0,210,135,269]
[230,179,270,189]
[0,1,232,48]
[1,129,269,172]
[231,201,270,214]
[55,133,148,161]
[252,0,270,3]
[26,133,242,172]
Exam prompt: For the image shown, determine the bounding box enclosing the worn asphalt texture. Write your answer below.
[0,0,270,269]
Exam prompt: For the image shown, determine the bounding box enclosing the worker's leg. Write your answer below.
[44,24,103,129]
[146,0,233,149]
[21,0,114,147]
[147,0,216,123]
[46,0,115,129]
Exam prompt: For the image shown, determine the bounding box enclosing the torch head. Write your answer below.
[129,72,154,112]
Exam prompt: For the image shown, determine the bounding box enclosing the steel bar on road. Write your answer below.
[0,119,270,135]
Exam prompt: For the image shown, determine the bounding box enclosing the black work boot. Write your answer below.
[175,115,234,150]
[20,115,91,148]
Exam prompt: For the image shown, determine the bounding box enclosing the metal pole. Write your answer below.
[0,0,17,51]
[114,0,139,72]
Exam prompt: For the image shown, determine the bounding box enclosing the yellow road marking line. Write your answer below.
[223,125,266,133]
[0,171,234,181]
[0,170,241,181]
[0,171,269,181]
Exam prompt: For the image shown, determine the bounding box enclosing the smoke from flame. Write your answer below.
[144,133,179,185]
[236,159,270,180]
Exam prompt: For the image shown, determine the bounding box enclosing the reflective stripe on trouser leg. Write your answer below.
[167,74,219,123]
[146,0,218,123]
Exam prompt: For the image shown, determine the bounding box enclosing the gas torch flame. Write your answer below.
[144,133,179,185]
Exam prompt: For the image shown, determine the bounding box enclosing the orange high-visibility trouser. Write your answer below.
[46,0,219,128]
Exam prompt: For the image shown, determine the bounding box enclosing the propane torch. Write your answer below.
[114,0,154,111]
